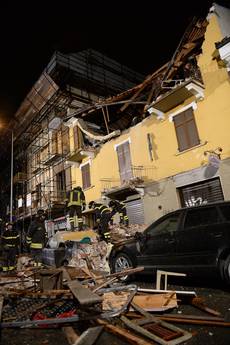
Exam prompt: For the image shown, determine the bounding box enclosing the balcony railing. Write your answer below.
[101,165,155,192]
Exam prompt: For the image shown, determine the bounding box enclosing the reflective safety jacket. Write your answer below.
[65,189,86,208]
[26,220,47,249]
[111,201,126,215]
[2,230,19,248]
[94,203,111,222]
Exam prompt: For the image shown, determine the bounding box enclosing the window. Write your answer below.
[56,170,66,200]
[174,107,200,151]
[116,141,133,183]
[220,205,230,221]
[81,163,91,190]
[184,207,220,229]
[147,213,180,235]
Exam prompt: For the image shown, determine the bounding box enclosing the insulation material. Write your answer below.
[76,118,120,141]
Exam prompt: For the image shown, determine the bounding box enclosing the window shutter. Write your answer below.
[116,141,133,183]
[62,126,70,154]
[82,163,91,189]
[73,126,83,150]
[51,131,58,154]
[174,107,200,152]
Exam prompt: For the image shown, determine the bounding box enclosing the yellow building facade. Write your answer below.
[67,4,230,225]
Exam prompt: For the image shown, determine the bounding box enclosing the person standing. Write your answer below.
[2,222,19,272]
[65,186,86,231]
[88,201,111,243]
[26,209,47,267]
[109,200,129,226]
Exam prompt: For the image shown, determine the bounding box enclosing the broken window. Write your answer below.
[81,163,91,190]
[173,107,200,152]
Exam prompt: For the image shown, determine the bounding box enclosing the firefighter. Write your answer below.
[109,200,129,226]
[88,201,111,243]
[2,222,19,272]
[26,209,47,267]
[65,186,86,231]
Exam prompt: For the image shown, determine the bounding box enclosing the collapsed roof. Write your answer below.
[64,18,208,134]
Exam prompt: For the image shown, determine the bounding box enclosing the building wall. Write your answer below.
[69,11,230,225]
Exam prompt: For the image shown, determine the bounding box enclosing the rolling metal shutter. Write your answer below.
[179,177,224,207]
[126,198,144,224]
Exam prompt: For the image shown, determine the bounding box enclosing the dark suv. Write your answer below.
[110,201,230,283]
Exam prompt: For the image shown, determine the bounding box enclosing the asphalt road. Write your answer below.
[1,276,230,345]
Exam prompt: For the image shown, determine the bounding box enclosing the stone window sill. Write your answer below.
[175,140,208,156]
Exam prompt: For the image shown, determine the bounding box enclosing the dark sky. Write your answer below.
[0,0,227,122]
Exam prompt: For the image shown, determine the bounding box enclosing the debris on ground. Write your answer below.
[0,236,229,345]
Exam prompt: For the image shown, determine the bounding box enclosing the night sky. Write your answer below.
[0,0,228,123]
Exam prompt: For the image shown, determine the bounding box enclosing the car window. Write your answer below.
[147,213,180,236]
[219,205,230,221]
[184,207,220,229]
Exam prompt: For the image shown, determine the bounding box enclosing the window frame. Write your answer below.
[183,206,222,230]
[173,107,200,152]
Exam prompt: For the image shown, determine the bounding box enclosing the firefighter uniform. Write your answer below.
[65,187,86,231]
[2,223,19,272]
[109,200,129,226]
[89,202,111,243]
[26,210,47,267]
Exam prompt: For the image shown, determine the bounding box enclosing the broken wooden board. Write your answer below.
[68,280,102,306]
[102,291,130,311]
[97,319,152,345]
[62,326,79,344]
[74,326,103,345]
[132,293,178,312]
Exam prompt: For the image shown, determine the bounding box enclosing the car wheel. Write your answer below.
[112,252,134,282]
[223,255,230,284]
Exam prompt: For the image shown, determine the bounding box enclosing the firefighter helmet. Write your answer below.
[88,201,96,209]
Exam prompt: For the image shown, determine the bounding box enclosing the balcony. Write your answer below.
[68,146,96,163]
[150,78,204,115]
[101,165,155,197]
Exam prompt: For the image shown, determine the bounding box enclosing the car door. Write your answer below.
[175,206,223,270]
[137,211,182,271]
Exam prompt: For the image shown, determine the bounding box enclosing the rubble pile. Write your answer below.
[0,261,229,345]
[110,223,147,241]
[68,240,111,272]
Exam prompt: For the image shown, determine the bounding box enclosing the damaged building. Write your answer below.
[59,3,230,225]
[2,3,230,229]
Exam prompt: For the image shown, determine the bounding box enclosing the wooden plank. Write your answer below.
[97,319,153,345]
[68,280,102,306]
[191,297,221,317]
[62,326,79,344]
[74,326,103,345]
[156,316,230,327]
[102,107,110,134]
[132,294,177,312]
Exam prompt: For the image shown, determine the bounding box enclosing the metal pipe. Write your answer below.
[10,130,13,222]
